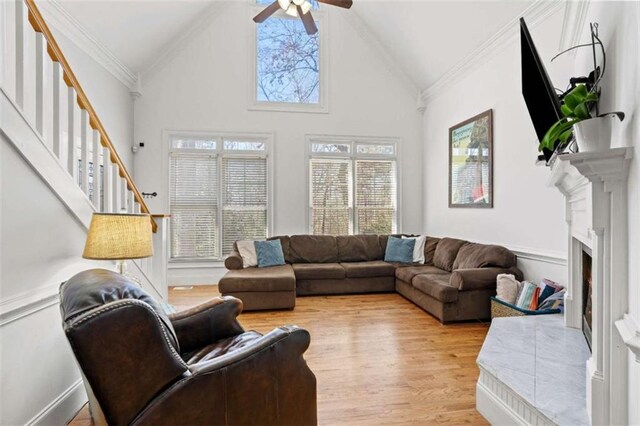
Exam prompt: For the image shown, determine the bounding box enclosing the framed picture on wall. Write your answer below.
[448,109,493,208]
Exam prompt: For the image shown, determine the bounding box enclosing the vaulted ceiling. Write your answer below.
[52,0,539,91]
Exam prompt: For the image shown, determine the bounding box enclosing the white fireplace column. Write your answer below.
[548,147,633,426]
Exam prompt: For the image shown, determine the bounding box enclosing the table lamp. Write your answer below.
[82,213,153,276]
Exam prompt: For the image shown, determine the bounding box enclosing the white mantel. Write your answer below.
[547,147,633,425]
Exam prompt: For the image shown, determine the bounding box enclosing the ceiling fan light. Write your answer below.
[277,0,291,11]
[300,0,313,14]
[292,0,306,5]
[284,3,298,16]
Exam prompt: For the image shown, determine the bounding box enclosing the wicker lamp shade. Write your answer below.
[83,213,153,260]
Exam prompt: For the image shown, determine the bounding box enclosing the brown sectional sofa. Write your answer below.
[219,234,523,323]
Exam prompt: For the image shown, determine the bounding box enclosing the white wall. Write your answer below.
[574,2,640,423]
[134,2,423,284]
[421,9,570,284]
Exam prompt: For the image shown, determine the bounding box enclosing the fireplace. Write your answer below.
[547,147,633,425]
[582,247,592,350]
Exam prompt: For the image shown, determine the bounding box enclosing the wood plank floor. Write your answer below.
[70,286,489,425]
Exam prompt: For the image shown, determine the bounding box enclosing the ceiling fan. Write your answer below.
[253,0,353,35]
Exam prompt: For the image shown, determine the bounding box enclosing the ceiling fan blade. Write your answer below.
[317,0,353,9]
[298,6,318,35]
[253,1,281,23]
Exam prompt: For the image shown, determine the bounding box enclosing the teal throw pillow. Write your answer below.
[255,240,286,268]
[384,237,415,263]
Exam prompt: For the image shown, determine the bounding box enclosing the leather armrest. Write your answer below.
[450,266,523,291]
[190,326,311,375]
[169,296,245,354]
[225,250,244,270]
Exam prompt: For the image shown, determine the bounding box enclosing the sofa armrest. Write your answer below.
[190,325,311,375]
[168,296,245,354]
[133,326,316,425]
[225,250,244,270]
[450,266,522,292]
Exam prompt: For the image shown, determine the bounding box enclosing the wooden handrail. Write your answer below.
[24,0,157,232]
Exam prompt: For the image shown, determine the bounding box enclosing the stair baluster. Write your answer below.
[103,147,113,213]
[80,110,90,194]
[34,31,45,135]
[91,129,101,209]
[52,62,64,159]
[15,0,26,108]
[66,86,76,177]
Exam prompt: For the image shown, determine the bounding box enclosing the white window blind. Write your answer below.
[309,139,397,235]
[170,153,218,259]
[355,160,396,234]
[222,157,268,254]
[310,158,352,236]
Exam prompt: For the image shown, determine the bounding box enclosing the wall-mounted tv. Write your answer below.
[520,17,563,162]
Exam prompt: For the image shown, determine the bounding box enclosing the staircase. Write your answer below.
[0,0,168,300]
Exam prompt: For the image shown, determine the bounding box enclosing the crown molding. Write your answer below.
[343,9,420,101]
[36,0,138,91]
[558,0,590,55]
[421,0,563,105]
[141,2,230,85]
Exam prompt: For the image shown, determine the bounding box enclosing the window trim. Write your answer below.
[164,130,274,263]
[305,134,402,235]
[247,1,329,114]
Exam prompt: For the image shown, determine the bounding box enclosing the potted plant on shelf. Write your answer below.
[539,84,625,154]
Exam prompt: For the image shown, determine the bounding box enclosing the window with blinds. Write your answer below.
[222,157,268,254]
[309,139,397,235]
[356,160,396,234]
[170,153,219,259]
[169,135,269,261]
[310,159,352,235]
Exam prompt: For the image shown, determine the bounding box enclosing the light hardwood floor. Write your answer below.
[70,286,489,425]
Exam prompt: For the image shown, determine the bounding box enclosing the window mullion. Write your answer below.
[352,158,357,235]
[217,154,224,260]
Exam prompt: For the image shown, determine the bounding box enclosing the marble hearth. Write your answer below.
[476,315,590,425]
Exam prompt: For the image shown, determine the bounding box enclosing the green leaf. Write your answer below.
[561,104,573,117]
[584,92,599,102]
[573,84,588,98]
[574,103,591,120]
[564,93,580,110]
[558,129,573,143]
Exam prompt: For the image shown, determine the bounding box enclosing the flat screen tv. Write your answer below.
[520,17,563,162]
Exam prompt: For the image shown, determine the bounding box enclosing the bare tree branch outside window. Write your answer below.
[257,17,320,104]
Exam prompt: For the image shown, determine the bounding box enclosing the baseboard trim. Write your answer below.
[26,378,87,426]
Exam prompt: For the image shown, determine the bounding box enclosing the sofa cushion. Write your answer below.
[395,265,448,283]
[412,273,458,303]
[452,242,517,270]
[255,240,286,268]
[432,238,467,271]
[341,261,395,278]
[289,235,338,263]
[384,237,415,263]
[267,235,291,263]
[337,235,384,262]
[292,263,345,280]
[218,265,295,293]
[424,237,440,265]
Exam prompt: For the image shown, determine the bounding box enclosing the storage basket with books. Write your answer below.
[491,275,564,319]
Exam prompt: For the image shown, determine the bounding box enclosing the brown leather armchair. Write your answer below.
[59,269,317,425]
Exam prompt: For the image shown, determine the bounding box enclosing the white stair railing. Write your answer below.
[1,0,168,298]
